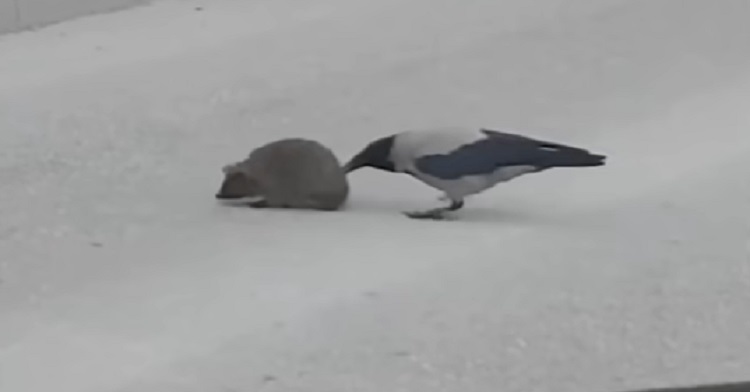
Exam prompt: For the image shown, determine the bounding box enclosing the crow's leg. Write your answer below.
[404,198,464,220]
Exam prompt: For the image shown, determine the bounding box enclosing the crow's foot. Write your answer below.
[403,199,464,220]
[404,209,450,220]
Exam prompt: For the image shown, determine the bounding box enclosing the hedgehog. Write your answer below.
[215,138,349,211]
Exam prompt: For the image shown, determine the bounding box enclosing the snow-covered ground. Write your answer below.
[1,0,749,391]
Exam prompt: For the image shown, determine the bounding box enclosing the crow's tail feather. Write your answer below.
[538,142,607,168]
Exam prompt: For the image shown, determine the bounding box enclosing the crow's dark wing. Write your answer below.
[415,129,603,180]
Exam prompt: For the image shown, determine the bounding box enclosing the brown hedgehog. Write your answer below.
[216,138,349,211]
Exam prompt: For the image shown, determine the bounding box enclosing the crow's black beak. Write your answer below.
[342,158,362,173]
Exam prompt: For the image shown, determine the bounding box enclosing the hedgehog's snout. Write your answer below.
[215,172,260,200]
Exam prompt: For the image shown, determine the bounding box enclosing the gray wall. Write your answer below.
[0,0,151,34]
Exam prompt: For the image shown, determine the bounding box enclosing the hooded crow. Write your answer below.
[344,126,606,219]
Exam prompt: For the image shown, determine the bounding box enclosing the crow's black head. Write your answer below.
[343,135,396,173]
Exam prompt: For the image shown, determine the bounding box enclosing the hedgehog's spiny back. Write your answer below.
[243,138,349,210]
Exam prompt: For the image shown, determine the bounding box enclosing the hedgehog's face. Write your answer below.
[215,165,262,200]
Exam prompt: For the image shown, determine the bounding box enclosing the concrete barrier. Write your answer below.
[0,0,152,34]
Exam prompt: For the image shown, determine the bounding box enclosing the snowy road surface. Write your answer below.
[1,0,749,391]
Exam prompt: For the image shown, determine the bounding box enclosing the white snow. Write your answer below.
[1,0,749,391]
